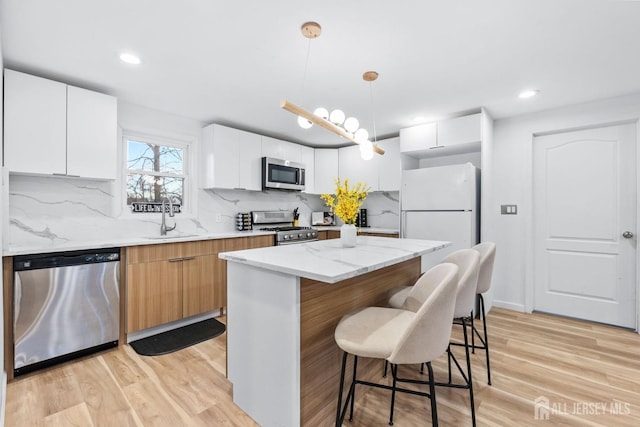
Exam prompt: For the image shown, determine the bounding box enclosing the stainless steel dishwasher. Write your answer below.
[13,247,120,376]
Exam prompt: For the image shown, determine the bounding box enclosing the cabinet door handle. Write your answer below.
[181,256,196,261]
[168,258,184,262]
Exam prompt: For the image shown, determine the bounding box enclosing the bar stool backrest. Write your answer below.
[388,262,458,365]
[442,249,480,319]
[473,242,496,294]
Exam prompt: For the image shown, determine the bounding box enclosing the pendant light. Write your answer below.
[296,22,321,129]
[360,71,379,160]
[280,22,385,155]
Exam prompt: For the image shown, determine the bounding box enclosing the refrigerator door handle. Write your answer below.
[401,211,406,238]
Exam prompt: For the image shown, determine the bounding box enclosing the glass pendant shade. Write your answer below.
[360,140,374,160]
[298,116,313,129]
[329,109,345,125]
[344,117,359,133]
[313,107,329,120]
[354,128,369,143]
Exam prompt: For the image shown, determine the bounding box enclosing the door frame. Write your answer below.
[524,119,640,332]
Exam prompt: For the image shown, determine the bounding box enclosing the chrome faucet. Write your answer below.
[160,197,177,236]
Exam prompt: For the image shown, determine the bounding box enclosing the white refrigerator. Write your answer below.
[401,163,480,272]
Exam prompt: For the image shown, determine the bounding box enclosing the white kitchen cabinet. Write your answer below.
[314,149,339,194]
[4,69,67,175]
[334,138,401,192]
[400,112,484,158]
[377,137,401,191]
[437,113,482,146]
[3,69,117,179]
[201,124,262,191]
[261,136,301,163]
[399,122,437,154]
[338,145,379,192]
[300,145,315,194]
[66,86,118,179]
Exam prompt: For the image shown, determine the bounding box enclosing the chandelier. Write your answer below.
[280,22,384,157]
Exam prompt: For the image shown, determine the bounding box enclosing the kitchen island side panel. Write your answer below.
[226,263,301,427]
[300,257,421,426]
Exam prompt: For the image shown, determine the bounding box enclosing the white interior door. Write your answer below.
[533,124,637,328]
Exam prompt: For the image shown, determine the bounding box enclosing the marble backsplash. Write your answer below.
[5,175,399,249]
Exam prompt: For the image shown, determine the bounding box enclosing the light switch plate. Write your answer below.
[501,204,518,215]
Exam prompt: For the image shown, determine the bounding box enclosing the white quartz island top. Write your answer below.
[219,236,449,283]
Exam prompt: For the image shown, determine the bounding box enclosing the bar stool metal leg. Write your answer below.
[462,317,476,426]
[349,356,358,421]
[389,364,398,426]
[336,352,348,427]
[426,362,439,427]
[480,294,491,385]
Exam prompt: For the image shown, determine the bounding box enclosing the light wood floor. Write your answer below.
[5,308,640,426]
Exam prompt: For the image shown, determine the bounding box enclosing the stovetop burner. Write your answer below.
[259,226,314,232]
[251,211,319,245]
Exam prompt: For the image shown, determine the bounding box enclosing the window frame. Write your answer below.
[121,130,194,218]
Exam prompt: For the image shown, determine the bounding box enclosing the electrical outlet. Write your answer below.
[215,213,222,223]
[501,204,518,215]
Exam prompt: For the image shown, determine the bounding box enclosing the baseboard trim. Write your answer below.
[492,300,526,313]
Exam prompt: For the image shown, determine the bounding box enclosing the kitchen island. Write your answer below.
[219,236,449,427]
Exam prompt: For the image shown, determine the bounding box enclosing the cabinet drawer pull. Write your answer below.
[168,258,184,262]
[181,256,196,261]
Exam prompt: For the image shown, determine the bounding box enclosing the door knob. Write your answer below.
[622,231,634,239]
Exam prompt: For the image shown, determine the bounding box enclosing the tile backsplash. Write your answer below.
[6,175,399,249]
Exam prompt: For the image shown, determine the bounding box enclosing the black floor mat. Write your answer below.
[130,318,226,356]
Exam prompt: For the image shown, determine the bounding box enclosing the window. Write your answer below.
[125,134,189,213]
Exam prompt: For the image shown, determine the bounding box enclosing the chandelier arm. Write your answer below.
[280,100,385,155]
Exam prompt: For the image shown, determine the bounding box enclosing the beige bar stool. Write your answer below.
[470,242,496,385]
[334,263,459,426]
[386,248,480,426]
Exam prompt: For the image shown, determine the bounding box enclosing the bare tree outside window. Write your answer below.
[126,139,186,209]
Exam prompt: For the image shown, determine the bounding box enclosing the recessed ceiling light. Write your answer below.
[518,89,539,99]
[119,52,141,65]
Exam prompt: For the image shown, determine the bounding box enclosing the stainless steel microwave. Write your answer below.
[262,157,305,191]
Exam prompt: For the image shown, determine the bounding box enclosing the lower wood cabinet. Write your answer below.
[318,230,397,240]
[126,235,273,333]
[127,259,183,331]
[359,232,399,238]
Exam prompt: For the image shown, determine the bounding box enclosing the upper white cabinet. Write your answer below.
[400,122,437,153]
[3,69,117,179]
[377,137,401,191]
[337,138,401,192]
[314,149,339,194]
[262,136,301,163]
[437,113,482,146]
[400,112,484,158]
[201,124,262,191]
[338,145,379,192]
[299,145,315,194]
[66,86,118,179]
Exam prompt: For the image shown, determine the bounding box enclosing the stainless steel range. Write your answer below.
[252,211,318,245]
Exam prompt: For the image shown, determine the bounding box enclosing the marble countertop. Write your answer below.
[315,226,399,234]
[219,236,449,283]
[3,230,276,256]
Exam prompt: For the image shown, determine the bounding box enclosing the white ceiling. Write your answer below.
[2,0,640,147]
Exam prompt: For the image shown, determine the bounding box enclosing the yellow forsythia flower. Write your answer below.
[321,177,370,225]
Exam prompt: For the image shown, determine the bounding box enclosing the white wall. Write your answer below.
[488,92,640,314]
[1,32,7,427]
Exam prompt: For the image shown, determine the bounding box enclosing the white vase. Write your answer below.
[340,224,357,248]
